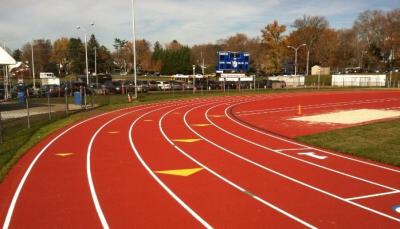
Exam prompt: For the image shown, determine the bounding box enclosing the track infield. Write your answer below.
[0,90,400,228]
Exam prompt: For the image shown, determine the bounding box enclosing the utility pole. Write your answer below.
[131,0,138,99]
[31,41,36,89]
[193,65,196,94]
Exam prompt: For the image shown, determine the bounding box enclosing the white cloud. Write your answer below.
[0,0,398,50]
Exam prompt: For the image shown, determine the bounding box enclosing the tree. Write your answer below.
[87,34,100,74]
[222,33,249,51]
[51,38,70,76]
[12,49,22,61]
[292,15,329,75]
[21,39,52,76]
[68,38,85,74]
[261,20,287,74]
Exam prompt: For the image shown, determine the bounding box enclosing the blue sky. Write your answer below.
[0,0,399,51]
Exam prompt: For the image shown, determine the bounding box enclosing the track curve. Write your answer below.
[0,91,399,228]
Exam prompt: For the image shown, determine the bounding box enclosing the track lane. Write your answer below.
[180,100,400,227]
[133,99,311,228]
[0,106,147,228]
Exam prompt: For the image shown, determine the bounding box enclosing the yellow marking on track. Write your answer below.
[55,153,74,158]
[173,112,181,115]
[191,124,212,127]
[108,131,120,134]
[155,168,203,177]
[208,115,225,118]
[143,120,153,122]
[173,139,202,143]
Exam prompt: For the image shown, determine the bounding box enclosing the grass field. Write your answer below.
[297,119,400,167]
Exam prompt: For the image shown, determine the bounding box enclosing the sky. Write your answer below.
[0,0,399,51]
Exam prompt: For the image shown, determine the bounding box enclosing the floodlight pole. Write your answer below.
[131,0,138,99]
[31,41,36,89]
[193,65,196,94]
[77,23,94,108]
[287,44,306,76]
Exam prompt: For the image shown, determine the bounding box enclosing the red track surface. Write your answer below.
[0,91,400,228]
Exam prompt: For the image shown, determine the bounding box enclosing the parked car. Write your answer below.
[156,81,171,90]
[40,84,64,97]
[148,81,159,91]
[103,81,122,94]
[169,81,184,90]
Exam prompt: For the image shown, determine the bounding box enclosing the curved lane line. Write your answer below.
[1,104,153,229]
[205,103,400,191]
[184,101,400,223]
[159,100,317,229]
[128,102,213,229]
[227,99,400,173]
[87,105,161,228]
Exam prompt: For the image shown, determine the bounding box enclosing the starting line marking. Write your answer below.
[297,152,328,160]
[346,190,400,201]
[155,168,203,177]
[276,148,311,152]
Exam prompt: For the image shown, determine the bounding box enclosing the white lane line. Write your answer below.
[1,103,154,229]
[187,102,400,223]
[346,191,400,201]
[276,148,311,152]
[213,103,400,192]
[235,98,400,116]
[128,103,213,229]
[86,105,157,228]
[161,102,317,229]
[227,102,400,174]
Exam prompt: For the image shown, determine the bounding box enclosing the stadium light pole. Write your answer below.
[131,0,138,99]
[31,41,36,89]
[76,23,94,86]
[193,65,196,94]
[287,44,306,76]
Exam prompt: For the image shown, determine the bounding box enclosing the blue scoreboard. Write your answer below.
[216,51,250,72]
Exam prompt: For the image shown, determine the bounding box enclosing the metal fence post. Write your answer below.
[47,91,52,120]
[65,86,69,116]
[26,92,30,128]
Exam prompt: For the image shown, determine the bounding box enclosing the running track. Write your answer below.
[0,90,400,228]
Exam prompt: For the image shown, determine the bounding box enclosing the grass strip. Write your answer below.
[297,119,400,167]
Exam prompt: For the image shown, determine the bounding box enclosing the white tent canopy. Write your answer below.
[0,46,16,65]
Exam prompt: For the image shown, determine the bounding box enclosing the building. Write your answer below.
[311,65,330,75]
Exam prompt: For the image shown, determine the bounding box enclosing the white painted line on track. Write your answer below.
[209,103,400,192]
[128,102,213,229]
[1,103,157,229]
[276,148,311,152]
[185,101,400,223]
[227,101,400,174]
[87,105,159,229]
[161,101,317,229]
[235,98,400,116]
[346,191,400,201]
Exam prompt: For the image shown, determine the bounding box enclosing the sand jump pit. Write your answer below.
[290,109,400,124]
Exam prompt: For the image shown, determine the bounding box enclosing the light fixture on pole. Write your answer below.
[287,44,306,76]
[131,0,138,99]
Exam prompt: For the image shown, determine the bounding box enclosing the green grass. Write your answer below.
[297,119,400,167]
